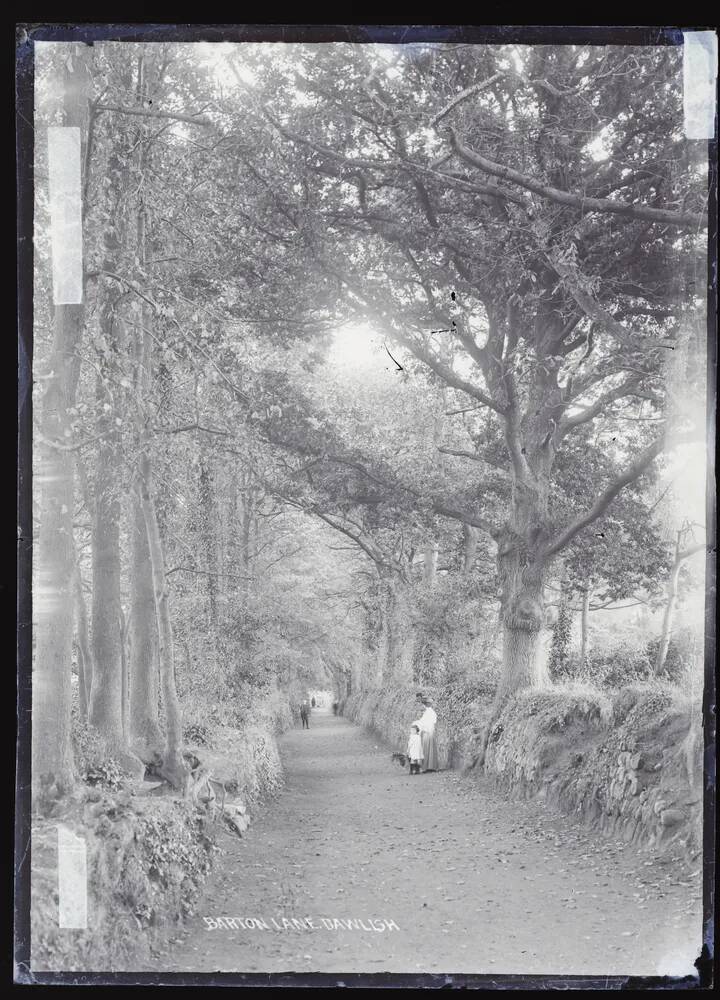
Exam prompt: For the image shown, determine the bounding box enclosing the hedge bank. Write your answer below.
[30,719,287,974]
[342,681,702,860]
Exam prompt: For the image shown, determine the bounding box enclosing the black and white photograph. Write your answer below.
[15,24,716,986]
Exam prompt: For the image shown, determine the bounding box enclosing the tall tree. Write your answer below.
[32,44,91,799]
[223,43,706,749]
[655,524,705,674]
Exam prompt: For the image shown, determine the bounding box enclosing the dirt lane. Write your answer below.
[147,709,701,976]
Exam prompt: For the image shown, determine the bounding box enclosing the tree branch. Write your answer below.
[305,506,405,577]
[395,330,506,415]
[677,541,706,563]
[448,128,704,229]
[542,431,701,559]
[437,446,508,473]
[165,565,253,581]
[549,259,676,354]
[95,103,212,126]
[557,377,647,437]
[152,422,231,436]
[432,501,497,537]
[430,72,505,126]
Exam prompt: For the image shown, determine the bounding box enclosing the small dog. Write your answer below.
[391,752,408,768]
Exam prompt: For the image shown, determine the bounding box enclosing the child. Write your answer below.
[407,723,424,775]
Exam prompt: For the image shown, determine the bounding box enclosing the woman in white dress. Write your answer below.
[415,692,439,772]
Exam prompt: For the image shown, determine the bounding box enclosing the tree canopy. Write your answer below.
[29,38,708,795]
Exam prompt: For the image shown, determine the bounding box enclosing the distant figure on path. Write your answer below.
[332,701,338,715]
[311,696,316,708]
[415,692,439,772]
[407,723,424,775]
[300,701,310,729]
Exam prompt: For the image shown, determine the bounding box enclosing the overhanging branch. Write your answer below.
[542,430,702,560]
[448,128,704,229]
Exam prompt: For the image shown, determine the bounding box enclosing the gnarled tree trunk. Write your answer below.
[470,456,553,769]
[495,514,550,702]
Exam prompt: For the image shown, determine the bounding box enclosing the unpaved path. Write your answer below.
[148,709,701,976]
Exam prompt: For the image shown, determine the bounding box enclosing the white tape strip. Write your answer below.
[683,31,718,140]
[57,825,88,929]
[47,126,83,304]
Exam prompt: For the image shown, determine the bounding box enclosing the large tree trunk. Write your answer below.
[128,489,163,756]
[138,450,188,791]
[87,335,140,776]
[469,487,551,770]
[32,46,91,801]
[497,621,545,700]
[72,561,92,721]
[88,391,124,739]
[490,354,559,707]
[126,95,164,759]
[85,61,145,775]
[467,575,547,772]
[494,519,548,699]
[33,334,80,798]
[462,524,478,574]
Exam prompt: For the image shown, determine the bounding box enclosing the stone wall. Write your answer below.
[343,682,703,860]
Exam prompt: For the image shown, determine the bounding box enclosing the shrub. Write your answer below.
[182,722,212,747]
[31,795,215,971]
[71,714,125,791]
[580,644,652,689]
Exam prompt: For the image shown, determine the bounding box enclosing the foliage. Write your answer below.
[580,644,653,689]
[646,626,703,686]
[31,796,215,971]
[71,707,126,791]
[134,807,213,906]
[548,603,573,681]
[182,722,213,748]
[30,40,706,815]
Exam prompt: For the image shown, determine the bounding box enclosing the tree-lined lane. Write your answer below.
[149,710,701,975]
